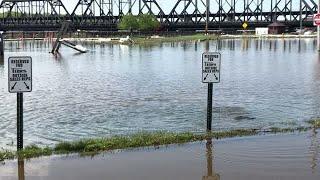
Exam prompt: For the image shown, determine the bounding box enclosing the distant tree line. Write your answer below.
[118,14,160,32]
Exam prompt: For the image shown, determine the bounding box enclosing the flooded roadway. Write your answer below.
[0,130,319,180]
[0,38,320,148]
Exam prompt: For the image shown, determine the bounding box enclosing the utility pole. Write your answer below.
[300,0,302,33]
[205,0,209,34]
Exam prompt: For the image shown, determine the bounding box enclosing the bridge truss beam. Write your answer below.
[0,0,69,30]
[0,0,318,31]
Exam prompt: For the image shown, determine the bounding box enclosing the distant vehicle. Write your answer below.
[295,28,305,34]
[293,28,315,35]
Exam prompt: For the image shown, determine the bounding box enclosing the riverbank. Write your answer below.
[65,33,317,44]
[1,119,319,163]
[1,129,319,180]
[4,33,317,44]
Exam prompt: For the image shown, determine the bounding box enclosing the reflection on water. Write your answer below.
[0,38,320,148]
[0,131,320,180]
[4,38,317,53]
[13,138,224,180]
[0,55,3,66]
[242,38,249,51]
[310,128,319,173]
[18,159,25,180]
[203,138,220,180]
[11,139,223,180]
[213,38,319,52]
[1,131,319,180]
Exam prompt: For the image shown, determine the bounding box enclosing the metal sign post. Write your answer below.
[205,0,210,34]
[207,83,213,131]
[17,93,23,150]
[202,52,221,131]
[8,56,32,151]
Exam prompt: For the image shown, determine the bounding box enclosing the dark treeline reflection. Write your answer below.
[0,55,4,66]
[3,38,317,54]
[310,128,319,173]
[6,40,53,51]
[203,38,316,52]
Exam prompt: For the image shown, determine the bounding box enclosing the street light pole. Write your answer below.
[205,0,209,34]
[300,0,302,33]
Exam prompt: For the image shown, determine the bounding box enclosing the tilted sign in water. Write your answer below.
[8,56,32,93]
[202,52,221,83]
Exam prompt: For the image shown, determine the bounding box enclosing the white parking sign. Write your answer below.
[202,52,221,83]
[8,56,32,93]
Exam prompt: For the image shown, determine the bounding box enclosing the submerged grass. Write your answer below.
[307,119,320,128]
[55,130,258,154]
[128,33,307,45]
[18,145,53,159]
[0,150,15,163]
[131,34,218,44]
[268,126,309,133]
[0,126,318,162]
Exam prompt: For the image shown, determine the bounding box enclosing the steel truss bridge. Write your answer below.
[0,0,318,32]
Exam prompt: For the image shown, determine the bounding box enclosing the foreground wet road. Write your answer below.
[0,131,319,180]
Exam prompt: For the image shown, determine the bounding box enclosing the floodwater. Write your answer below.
[0,130,319,180]
[0,38,320,148]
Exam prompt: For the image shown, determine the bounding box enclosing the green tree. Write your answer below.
[118,14,139,31]
[137,14,160,31]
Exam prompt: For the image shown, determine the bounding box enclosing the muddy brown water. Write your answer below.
[0,130,319,180]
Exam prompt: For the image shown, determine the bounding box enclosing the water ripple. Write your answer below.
[0,39,320,147]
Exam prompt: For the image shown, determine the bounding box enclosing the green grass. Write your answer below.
[0,130,256,162]
[0,126,318,162]
[307,119,320,128]
[17,145,53,159]
[131,34,218,44]
[0,150,15,162]
[128,33,311,45]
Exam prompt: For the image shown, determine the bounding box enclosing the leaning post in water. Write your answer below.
[202,52,221,131]
[8,56,32,151]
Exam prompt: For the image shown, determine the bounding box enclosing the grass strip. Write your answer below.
[131,34,218,44]
[127,34,314,45]
[0,150,15,163]
[307,119,320,128]
[0,123,319,162]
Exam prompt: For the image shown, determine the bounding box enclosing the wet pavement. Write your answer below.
[0,130,319,180]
